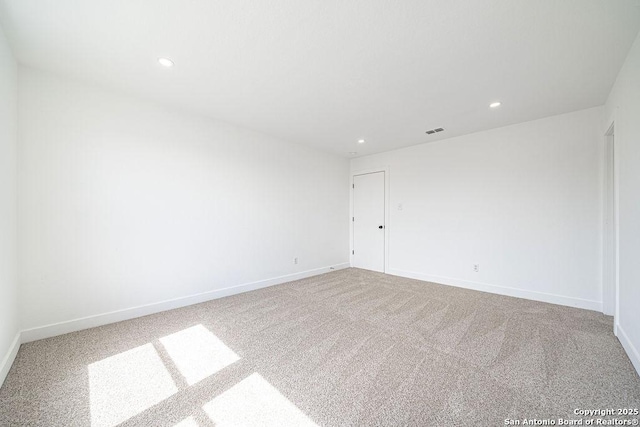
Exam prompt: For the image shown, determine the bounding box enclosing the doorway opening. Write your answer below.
[603,122,617,322]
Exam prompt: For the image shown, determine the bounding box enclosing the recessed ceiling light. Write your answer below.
[158,57,174,67]
[489,101,501,108]
[357,139,366,144]
[349,152,358,155]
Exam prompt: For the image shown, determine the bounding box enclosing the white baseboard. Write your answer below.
[386,268,602,312]
[21,263,349,343]
[616,323,640,376]
[0,333,21,387]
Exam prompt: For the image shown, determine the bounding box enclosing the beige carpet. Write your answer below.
[1,268,639,426]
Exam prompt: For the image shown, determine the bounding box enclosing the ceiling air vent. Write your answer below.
[426,128,445,135]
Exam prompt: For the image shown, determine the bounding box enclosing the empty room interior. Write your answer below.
[1,1,640,426]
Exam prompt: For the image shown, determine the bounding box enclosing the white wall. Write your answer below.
[18,67,349,334]
[604,31,640,375]
[0,24,19,384]
[351,107,603,311]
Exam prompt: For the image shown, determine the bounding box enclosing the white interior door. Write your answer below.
[353,172,385,272]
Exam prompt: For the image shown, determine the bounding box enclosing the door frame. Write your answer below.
[350,166,390,273]
[602,119,619,327]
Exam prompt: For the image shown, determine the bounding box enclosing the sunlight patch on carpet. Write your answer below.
[160,324,240,385]
[173,416,199,427]
[88,343,178,427]
[202,372,317,426]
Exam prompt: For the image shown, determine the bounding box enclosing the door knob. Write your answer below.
[378,225,384,229]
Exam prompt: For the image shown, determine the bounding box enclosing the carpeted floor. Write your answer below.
[1,268,639,426]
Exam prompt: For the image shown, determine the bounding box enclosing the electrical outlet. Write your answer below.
[294,257,298,265]
[473,264,479,272]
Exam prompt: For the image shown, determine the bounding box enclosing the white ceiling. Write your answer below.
[1,1,639,157]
